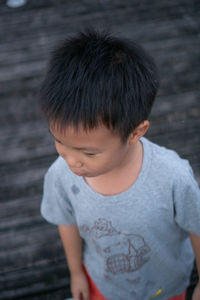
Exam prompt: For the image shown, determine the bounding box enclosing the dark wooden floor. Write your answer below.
[0,0,200,299]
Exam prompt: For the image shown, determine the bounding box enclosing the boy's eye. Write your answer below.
[55,139,62,144]
[84,152,96,156]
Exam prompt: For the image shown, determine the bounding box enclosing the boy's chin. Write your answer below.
[84,169,111,179]
[83,173,98,178]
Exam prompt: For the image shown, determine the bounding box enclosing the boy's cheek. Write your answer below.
[88,157,110,170]
[55,143,64,155]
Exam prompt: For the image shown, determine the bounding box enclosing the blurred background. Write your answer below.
[0,0,199,299]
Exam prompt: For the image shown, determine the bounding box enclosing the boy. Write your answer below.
[39,30,200,300]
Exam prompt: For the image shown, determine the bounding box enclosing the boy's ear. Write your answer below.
[128,120,150,144]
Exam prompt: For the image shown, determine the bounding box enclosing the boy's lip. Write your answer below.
[71,169,85,176]
[75,172,84,176]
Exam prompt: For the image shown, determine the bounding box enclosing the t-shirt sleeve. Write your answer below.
[173,162,200,235]
[41,168,76,225]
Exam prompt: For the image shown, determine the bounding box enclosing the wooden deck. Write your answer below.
[0,0,199,299]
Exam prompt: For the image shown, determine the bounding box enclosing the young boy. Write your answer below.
[39,30,200,300]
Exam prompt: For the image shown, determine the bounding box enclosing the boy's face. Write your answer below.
[49,123,134,178]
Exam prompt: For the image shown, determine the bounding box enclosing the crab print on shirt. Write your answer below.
[80,218,151,275]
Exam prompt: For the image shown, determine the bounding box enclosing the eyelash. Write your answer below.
[55,141,96,156]
[55,140,62,144]
[84,153,96,156]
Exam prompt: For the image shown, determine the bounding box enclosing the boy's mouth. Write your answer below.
[74,172,84,176]
[71,169,86,176]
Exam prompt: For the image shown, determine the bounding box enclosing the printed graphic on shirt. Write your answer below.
[126,277,141,284]
[71,184,80,195]
[80,218,151,275]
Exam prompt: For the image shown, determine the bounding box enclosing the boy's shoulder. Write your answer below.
[45,155,74,183]
[143,137,194,181]
[47,155,66,172]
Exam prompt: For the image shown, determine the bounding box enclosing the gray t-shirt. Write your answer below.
[41,137,200,300]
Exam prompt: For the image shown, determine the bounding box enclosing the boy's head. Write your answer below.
[40,29,159,143]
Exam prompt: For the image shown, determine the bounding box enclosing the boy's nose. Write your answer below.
[66,157,83,169]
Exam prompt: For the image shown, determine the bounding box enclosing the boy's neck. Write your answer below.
[84,140,143,196]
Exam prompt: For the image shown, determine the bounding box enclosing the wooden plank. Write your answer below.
[0,261,70,300]
[0,14,199,64]
[0,225,62,268]
[0,2,199,52]
[0,195,42,232]
[0,222,70,298]
[0,17,199,67]
[0,0,197,32]
[0,121,54,164]
[0,163,51,201]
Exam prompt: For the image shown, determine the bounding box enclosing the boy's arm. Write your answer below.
[58,225,83,273]
[58,225,89,300]
[189,233,200,300]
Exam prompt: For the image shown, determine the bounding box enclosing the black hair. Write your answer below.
[39,29,159,142]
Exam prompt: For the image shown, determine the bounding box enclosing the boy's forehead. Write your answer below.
[50,122,112,137]
[49,122,121,144]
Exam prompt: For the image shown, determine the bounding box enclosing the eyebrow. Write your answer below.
[48,128,101,152]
